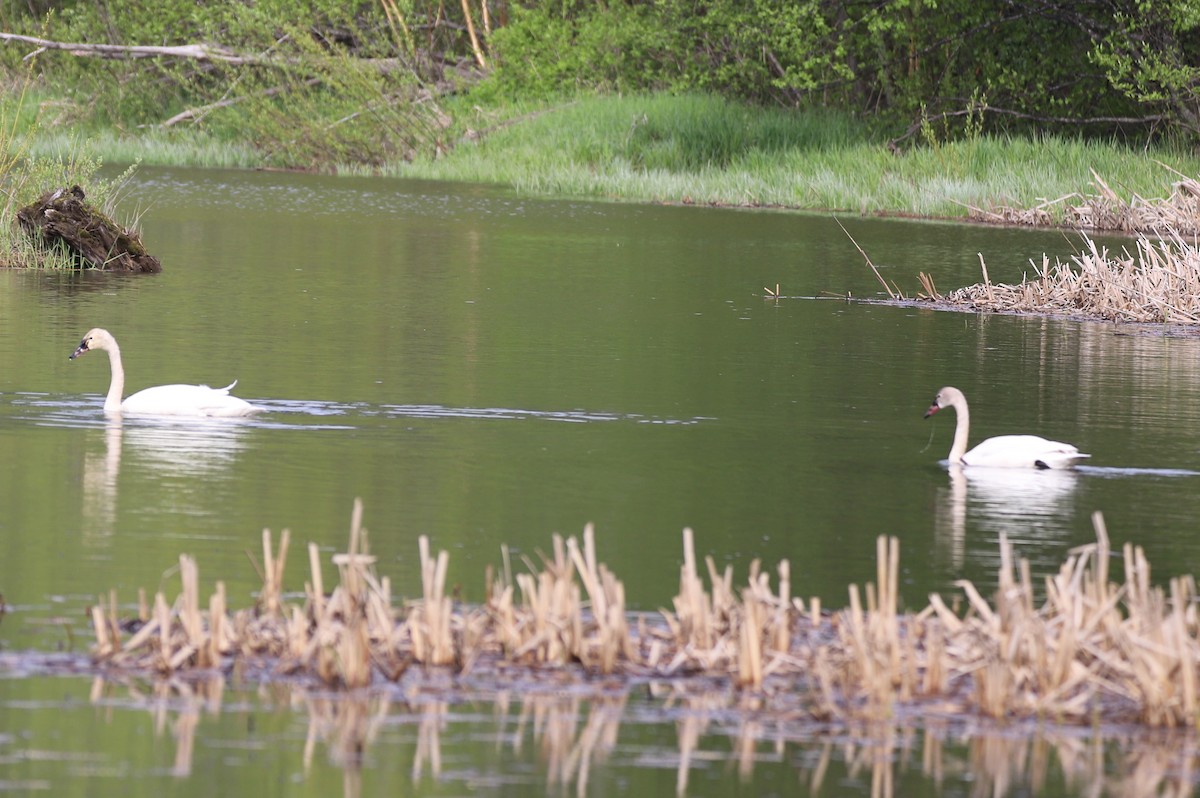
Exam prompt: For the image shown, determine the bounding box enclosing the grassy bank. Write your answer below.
[392,94,1200,222]
[18,93,1200,224]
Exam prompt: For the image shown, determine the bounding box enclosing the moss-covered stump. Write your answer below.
[15,186,161,273]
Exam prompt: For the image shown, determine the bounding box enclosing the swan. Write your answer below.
[923,386,1088,469]
[70,328,262,417]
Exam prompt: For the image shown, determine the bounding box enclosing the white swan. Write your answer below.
[923,386,1088,469]
[70,328,262,417]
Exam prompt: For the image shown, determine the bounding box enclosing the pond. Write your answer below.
[1,166,1200,796]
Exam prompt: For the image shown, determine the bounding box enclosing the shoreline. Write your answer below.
[14,94,1199,233]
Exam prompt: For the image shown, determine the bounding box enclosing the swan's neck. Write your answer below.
[949,399,969,463]
[103,343,125,414]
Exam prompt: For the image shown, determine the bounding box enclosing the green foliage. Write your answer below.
[2,0,456,168]
[7,0,1200,160]
[1092,1,1200,133]
[484,1,846,106]
[483,0,1182,141]
[481,3,670,101]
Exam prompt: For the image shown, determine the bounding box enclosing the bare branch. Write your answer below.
[0,32,259,64]
[159,78,322,127]
[889,105,1166,149]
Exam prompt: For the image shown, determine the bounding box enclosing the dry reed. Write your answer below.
[913,168,1200,324]
[91,501,1200,730]
[971,168,1200,235]
[930,227,1200,324]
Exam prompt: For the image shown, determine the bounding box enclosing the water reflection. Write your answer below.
[933,464,1080,570]
[80,417,251,543]
[78,676,1200,798]
[81,422,123,545]
[120,417,251,476]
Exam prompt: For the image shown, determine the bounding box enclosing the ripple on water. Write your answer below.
[7,393,710,431]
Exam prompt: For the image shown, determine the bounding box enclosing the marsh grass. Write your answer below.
[92,500,1200,730]
[927,227,1200,323]
[22,128,264,171]
[12,87,1200,227]
[385,94,1200,221]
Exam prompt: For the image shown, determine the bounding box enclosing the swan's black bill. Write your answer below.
[70,338,91,360]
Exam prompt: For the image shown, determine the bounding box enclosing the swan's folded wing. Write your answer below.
[962,434,1089,469]
[121,383,260,417]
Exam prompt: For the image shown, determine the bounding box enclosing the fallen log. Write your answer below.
[0,32,253,64]
[15,186,162,273]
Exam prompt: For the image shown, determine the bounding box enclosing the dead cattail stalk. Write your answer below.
[934,226,1200,324]
[91,602,111,657]
[88,503,1200,731]
[409,535,454,666]
[308,541,325,622]
[836,216,900,300]
[978,253,994,303]
[257,528,290,617]
[737,592,764,688]
[917,271,940,300]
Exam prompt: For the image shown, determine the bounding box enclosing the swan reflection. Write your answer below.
[120,417,250,475]
[80,417,250,543]
[81,421,123,545]
[933,463,1081,569]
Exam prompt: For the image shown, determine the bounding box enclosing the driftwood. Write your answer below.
[0,32,254,64]
[0,30,447,75]
[15,186,162,273]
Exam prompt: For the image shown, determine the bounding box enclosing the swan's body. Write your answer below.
[923,386,1088,469]
[70,328,261,417]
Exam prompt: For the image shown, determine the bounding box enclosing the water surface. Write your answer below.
[2,167,1200,795]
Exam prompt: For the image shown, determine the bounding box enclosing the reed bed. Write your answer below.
[92,501,1200,730]
[972,168,1200,235]
[926,227,1200,324]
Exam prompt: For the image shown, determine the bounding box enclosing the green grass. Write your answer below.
[23,126,263,170]
[11,90,1200,224]
[383,94,1200,222]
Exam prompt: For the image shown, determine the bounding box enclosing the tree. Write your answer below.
[1091,0,1200,135]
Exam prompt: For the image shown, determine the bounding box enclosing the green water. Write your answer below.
[2,167,1200,795]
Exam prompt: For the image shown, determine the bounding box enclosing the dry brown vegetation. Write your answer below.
[923,229,1200,324]
[856,170,1200,325]
[968,168,1200,235]
[89,501,1200,732]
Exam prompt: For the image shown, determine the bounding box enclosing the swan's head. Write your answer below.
[924,386,964,419]
[70,328,116,360]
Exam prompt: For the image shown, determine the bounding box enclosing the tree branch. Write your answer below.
[889,105,1166,149]
[0,31,259,64]
[159,78,322,127]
